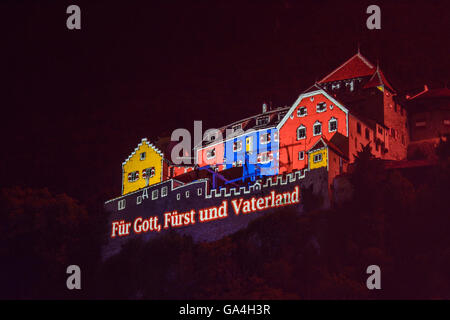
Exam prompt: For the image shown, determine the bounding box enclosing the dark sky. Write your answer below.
[1,0,449,203]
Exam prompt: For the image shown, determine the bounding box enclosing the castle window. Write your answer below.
[391,128,396,137]
[185,191,190,198]
[260,133,271,144]
[297,107,307,117]
[316,102,327,113]
[161,186,168,197]
[256,116,269,126]
[128,171,139,182]
[232,124,242,132]
[313,153,323,163]
[297,125,306,140]
[140,152,146,160]
[206,148,216,159]
[365,128,370,140]
[246,136,253,153]
[176,193,180,200]
[142,167,155,179]
[378,127,383,135]
[331,83,340,90]
[402,134,405,145]
[313,122,322,136]
[357,122,362,135]
[152,189,158,200]
[329,118,338,132]
[233,160,243,167]
[257,152,272,164]
[197,188,202,196]
[233,140,242,152]
[298,151,304,160]
[415,121,426,127]
[118,199,126,211]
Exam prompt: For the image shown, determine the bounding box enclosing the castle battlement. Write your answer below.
[104,167,315,216]
[102,166,329,259]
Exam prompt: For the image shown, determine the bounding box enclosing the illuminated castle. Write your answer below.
[118,52,410,198]
[103,51,449,257]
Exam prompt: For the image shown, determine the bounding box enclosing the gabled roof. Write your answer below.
[122,138,163,166]
[363,66,395,92]
[277,88,349,137]
[307,134,349,160]
[319,52,375,83]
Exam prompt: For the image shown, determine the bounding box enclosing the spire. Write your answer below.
[363,64,395,92]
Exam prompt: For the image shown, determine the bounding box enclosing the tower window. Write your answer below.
[298,151,304,160]
[140,152,146,160]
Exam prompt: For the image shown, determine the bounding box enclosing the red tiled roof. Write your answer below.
[319,53,375,83]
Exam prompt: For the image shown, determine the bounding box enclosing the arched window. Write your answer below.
[313,121,322,136]
[297,125,306,140]
[329,117,338,132]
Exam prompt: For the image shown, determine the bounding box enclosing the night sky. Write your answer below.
[1,0,449,203]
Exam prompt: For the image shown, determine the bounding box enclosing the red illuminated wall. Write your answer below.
[196,143,225,169]
[383,91,409,160]
[278,91,348,173]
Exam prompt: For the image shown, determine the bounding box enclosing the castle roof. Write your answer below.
[407,85,450,100]
[318,52,376,83]
[307,134,349,160]
[363,66,395,92]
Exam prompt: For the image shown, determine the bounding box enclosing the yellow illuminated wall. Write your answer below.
[122,138,164,195]
[308,148,328,170]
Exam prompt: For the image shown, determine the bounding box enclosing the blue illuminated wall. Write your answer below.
[224,128,279,179]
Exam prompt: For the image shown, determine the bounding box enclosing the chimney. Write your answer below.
[262,102,268,113]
